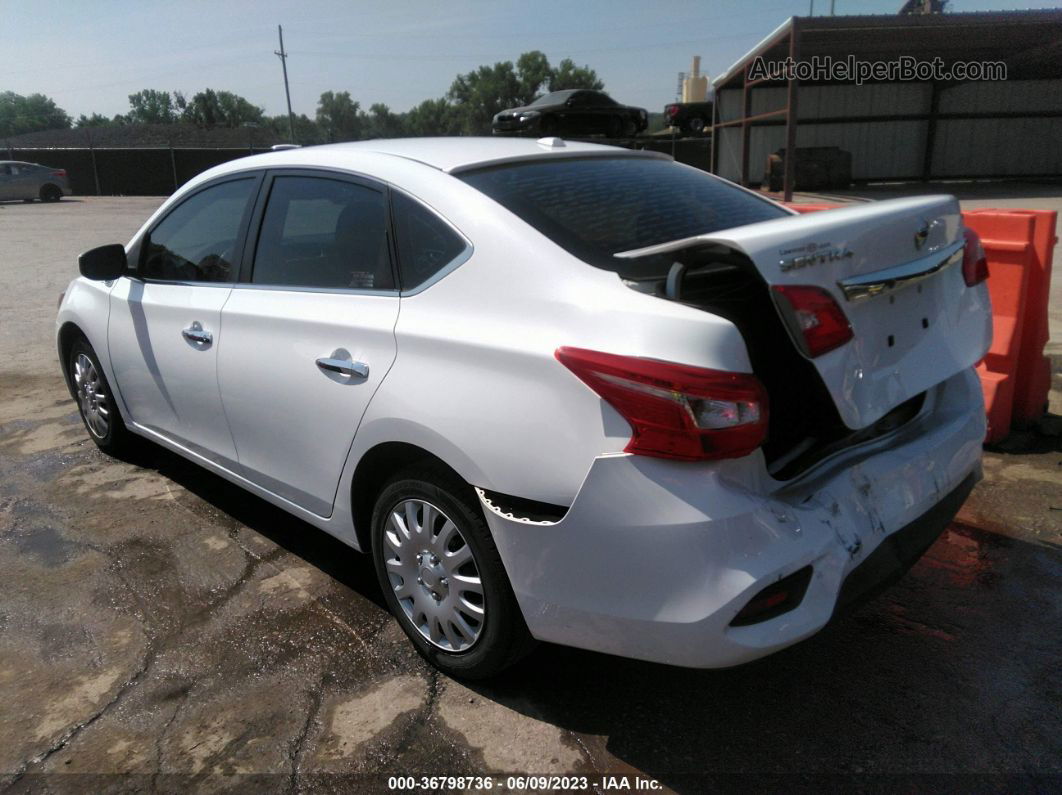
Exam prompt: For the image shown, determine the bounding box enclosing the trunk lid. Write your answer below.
[618,196,992,429]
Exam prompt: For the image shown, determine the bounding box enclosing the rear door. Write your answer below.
[9,163,38,199]
[217,170,400,517]
[621,196,992,429]
[586,92,618,133]
[108,175,261,467]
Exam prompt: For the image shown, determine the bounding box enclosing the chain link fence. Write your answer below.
[5,137,711,197]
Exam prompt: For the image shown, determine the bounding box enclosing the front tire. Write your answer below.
[67,337,136,455]
[370,464,534,679]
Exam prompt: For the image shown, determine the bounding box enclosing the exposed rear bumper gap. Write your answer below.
[476,488,569,525]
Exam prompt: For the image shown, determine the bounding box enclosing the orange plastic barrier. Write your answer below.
[783,202,1057,443]
[965,209,1057,427]
[964,212,1035,442]
[786,203,842,214]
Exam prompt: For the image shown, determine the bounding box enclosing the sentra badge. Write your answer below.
[778,242,854,273]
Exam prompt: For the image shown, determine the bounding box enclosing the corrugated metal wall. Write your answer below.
[715,78,1062,183]
[933,81,1062,177]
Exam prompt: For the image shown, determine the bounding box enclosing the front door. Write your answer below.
[218,171,400,517]
[107,175,261,467]
[0,164,17,200]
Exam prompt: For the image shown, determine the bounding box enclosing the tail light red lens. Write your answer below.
[961,228,989,286]
[51,169,67,178]
[555,347,768,461]
[665,104,679,118]
[771,285,853,358]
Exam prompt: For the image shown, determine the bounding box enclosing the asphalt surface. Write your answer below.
[0,195,1060,792]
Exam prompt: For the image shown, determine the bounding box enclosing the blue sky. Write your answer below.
[2,0,1056,119]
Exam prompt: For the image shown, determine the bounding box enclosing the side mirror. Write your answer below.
[79,244,127,281]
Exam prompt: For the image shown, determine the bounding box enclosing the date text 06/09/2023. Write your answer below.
[386,775,663,791]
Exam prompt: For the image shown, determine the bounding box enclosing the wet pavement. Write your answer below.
[1,197,1060,791]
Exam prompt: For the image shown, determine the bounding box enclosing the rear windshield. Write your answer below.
[457,156,788,279]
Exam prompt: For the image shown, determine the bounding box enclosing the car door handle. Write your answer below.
[316,357,369,378]
[181,322,213,346]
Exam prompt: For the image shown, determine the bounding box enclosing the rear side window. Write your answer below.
[142,177,256,282]
[458,157,787,279]
[392,192,467,290]
[252,175,394,290]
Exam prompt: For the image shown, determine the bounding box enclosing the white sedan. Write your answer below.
[57,137,991,677]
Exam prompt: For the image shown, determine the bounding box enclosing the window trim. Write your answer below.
[135,171,265,287]
[389,187,473,296]
[236,167,400,295]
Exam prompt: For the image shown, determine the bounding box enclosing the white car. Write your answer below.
[57,138,991,678]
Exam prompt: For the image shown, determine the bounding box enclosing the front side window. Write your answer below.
[392,192,467,290]
[251,175,393,290]
[142,178,256,282]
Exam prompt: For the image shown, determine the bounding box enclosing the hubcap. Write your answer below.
[73,353,109,439]
[384,499,485,652]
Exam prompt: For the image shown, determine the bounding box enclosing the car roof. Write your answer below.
[210,137,667,178]
[218,136,666,176]
[324,137,660,173]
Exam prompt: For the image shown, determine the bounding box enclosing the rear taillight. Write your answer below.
[665,104,679,118]
[771,285,853,358]
[554,347,768,461]
[961,228,989,286]
[51,169,66,178]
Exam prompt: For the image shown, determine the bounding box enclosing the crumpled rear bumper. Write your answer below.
[479,368,985,668]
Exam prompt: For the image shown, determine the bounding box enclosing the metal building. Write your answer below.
[710,10,1062,200]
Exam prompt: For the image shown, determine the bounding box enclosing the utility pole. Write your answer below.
[275,25,296,144]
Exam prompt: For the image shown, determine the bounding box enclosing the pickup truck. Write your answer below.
[663,101,713,135]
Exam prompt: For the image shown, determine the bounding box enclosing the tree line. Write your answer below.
[1,51,605,142]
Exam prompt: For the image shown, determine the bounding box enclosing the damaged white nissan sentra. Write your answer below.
[57,138,991,677]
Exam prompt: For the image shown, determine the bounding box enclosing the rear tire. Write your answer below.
[688,116,706,135]
[370,464,535,679]
[22,198,34,203]
[40,184,62,202]
[67,337,136,456]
